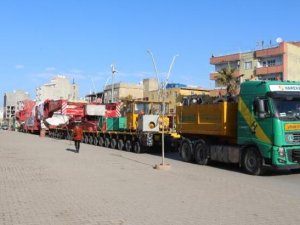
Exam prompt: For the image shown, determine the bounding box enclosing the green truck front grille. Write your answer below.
[288,149,300,163]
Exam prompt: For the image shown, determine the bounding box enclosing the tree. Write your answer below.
[215,64,240,96]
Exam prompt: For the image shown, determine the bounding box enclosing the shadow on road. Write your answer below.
[65,148,77,153]
[149,151,300,176]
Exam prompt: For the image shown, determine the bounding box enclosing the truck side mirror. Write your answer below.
[255,99,266,119]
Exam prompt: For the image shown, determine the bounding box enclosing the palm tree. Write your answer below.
[215,64,240,96]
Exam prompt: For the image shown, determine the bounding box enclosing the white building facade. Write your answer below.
[36,75,79,102]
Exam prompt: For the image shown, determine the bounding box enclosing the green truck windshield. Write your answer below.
[272,96,300,121]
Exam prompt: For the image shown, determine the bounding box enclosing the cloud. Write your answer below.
[15,64,24,69]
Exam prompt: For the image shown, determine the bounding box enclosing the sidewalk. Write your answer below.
[1,131,300,225]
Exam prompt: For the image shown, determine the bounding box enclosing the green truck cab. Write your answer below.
[238,80,300,174]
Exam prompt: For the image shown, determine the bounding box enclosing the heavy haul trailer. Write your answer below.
[16,100,36,132]
[177,80,300,175]
[47,99,174,153]
[44,100,93,139]
[16,100,42,133]
[79,100,173,153]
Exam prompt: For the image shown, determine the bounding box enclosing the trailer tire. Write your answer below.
[111,138,117,149]
[104,137,110,148]
[84,135,89,143]
[180,139,194,162]
[93,136,98,145]
[98,137,104,146]
[117,139,124,150]
[89,136,93,145]
[133,142,142,154]
[125,140,132,152]
[67,132,72,140]
[243,147,265,176]
[194,140,209,165]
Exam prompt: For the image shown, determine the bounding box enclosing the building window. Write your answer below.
[267,59,275,67]
[244,61,252,70]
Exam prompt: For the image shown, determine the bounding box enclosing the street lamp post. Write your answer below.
[147,50,179,169]
[147,50,160,99]
[161,54,179,166]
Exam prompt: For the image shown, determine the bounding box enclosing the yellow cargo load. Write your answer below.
[176,102,237,139]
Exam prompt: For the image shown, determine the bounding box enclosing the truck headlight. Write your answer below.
[278,147,285,157]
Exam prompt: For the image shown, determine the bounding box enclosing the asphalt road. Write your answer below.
[1,130,300,225]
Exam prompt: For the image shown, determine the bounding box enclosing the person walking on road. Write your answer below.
[73,122,83,153]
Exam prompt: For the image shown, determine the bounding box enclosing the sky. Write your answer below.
[1,0,300,105]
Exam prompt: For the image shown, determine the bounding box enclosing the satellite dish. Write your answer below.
[276,37,283,43]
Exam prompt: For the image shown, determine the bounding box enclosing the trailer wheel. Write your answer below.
[133,142,142,154]
[83,135,88,143]
[243,147,265,175]
[117,139,124,150]
[194,140,209,165]
[67,132,72,140]
[111,138,117,149]
[180,139,194,162]
[104,137,110,148]
[98,137,104,146]
[88,136,93,144]
[125,140,132,152]
[93,136,98,145]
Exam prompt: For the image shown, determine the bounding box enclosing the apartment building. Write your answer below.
[103,82,143,103]
[142,78,159,100]
[210,41,300,87]
[3,90,30,120]
[36,75,79,102]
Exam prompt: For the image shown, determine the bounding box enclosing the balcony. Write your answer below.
[210,53,241,65]
[210,70,242,80]
[255,44,284,58]
[255,65,283,75]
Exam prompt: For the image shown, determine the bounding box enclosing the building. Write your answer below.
[148,84,210,114]
[3,90,30,126]
[3,90,30,119]
[143,78,159,100]
[210,41,300,87]
[36,75,79,102]
[103,82,143,103]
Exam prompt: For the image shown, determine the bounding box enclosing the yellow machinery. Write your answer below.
[123,100,170,131]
